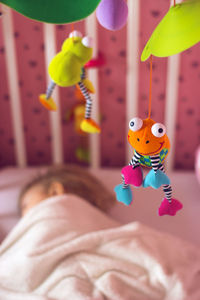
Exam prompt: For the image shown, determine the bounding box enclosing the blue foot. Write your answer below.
[143,169,170,189]
[114,184,133,206]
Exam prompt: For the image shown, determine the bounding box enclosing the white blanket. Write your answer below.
[0,194,200,300]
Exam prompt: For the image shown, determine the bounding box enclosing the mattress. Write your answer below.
[0,167,200,246]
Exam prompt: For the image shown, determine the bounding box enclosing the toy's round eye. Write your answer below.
[69,31,83,38]
[151,123,166,137]
[82,36,93,48]
[129,118,143,132]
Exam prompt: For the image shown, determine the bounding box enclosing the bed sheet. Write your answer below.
[0,167,200,246]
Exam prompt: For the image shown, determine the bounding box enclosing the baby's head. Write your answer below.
[19,165,115,216]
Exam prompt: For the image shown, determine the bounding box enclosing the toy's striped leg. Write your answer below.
[78,81,100,133]
[39,80,57,111]
[46,80,56,99]
[81,67,86,80]
[78,81,92,119]
[150,154,160,172]
[158,163,183,216]
[158,164,172,203]
[122,174,129,189]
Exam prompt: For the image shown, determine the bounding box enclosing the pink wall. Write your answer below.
[0,22,15,167]
[12,11,52,165]
[0,1,199,169]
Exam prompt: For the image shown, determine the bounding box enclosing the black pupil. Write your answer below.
[158,128,163,133]
[130,122,134,127]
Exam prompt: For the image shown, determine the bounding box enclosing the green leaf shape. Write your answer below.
[0,0,101,24]
[141,0,200,61]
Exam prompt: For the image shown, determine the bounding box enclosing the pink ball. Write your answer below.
[96,0,128,31]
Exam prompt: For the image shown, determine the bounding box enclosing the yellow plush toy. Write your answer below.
[39,30,100,134]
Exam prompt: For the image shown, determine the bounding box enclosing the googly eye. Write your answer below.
[151,123,166,137]
[69,31,83,38]
[82,36,93,48]
[129,118,143,132]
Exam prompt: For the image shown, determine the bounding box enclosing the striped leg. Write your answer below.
[150,154,160,172]
[122,174,129,189]
[78,81,92,119]
[81,67,86,80]
[158,164,172,203]
[46,80,56,99]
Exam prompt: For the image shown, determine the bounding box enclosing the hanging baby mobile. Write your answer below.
[2,0,199,215]
[0,0,128,134]
[115,0,200,216]
[114,55,183,216]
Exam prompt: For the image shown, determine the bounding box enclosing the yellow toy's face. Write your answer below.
[62,31,93,65]
[128,118,170,156]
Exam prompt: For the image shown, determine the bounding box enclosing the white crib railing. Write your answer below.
[1,4,180,170]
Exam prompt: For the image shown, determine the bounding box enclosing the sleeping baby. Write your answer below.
[19,165,115,216]
[0,165,200,300]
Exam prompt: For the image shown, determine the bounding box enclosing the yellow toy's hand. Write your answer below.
[39,94,57,111]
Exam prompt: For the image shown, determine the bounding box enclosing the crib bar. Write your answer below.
[2,6,27,167]
[85,14,100,168]
[43,24,63,164]
[164,54,180,172]
[164,0,181,172]
[126,0,140,164]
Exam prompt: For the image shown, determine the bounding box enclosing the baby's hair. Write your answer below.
[19,165,116,213]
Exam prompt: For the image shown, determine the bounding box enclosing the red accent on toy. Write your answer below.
[85,53,106,68]
[121,165,143,187]
[158,198,183,216]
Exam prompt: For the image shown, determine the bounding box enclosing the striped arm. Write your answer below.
[78,81,92,119]
[150,154,160,172]
[129,151,142,168]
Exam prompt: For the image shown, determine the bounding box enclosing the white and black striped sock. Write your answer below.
[158,164,172,203]
[46,81,56,99]
[150,154,160,172]
[122,174,129,189]
[163,184,172,203]
[78,81,92,119]
[81,67,86,80]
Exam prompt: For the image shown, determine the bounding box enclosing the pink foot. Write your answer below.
[158,198,183,216]
[121,165,143,187]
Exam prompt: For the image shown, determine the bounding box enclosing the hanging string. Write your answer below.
[148,55,153,119]
[71,23,75,42]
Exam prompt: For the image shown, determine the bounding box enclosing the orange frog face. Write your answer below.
[128,118,170,156]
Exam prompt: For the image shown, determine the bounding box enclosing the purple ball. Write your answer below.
[96,0,128,31]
